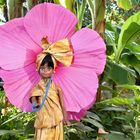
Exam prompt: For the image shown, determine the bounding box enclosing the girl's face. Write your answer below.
[39,63,54,78]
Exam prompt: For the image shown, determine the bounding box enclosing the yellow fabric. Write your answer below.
[30,79,64,140]
[34,121,63,140]
[36,37,73,70]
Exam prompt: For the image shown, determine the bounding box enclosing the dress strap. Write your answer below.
[32,77,52,112]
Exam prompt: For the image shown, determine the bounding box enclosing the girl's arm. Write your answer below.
[58,87,70,125]
[29,84,42,108]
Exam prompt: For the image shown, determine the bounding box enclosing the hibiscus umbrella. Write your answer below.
[0,3,106,120]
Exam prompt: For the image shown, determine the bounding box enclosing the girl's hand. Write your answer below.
[34,103,40,109]
[31,96,41,108]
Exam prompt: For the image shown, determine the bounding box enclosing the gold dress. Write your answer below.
[30,79,64,140]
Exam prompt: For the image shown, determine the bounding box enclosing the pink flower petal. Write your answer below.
[24,3,77,45]
[53,67,98,120]
[0,63,40,112]
[0,18,42,70]
[71,28,106,75]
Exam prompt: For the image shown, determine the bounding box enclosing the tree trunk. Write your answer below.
[94,0,106,37]
[7,0,23,20]
[3,3,8,22]
[27,0,39,11]
[95,0,106,102]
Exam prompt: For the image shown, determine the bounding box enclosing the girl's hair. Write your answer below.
[40,53,54,69]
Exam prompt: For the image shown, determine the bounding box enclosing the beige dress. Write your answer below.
[30,79,64,140]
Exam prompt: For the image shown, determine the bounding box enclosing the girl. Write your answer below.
[30,53,68,140]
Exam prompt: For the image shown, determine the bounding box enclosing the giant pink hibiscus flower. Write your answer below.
[0,3,106,120]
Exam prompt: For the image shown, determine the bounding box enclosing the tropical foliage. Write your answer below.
[0,0,140,140]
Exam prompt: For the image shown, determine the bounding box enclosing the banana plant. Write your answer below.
[0,0,8,22]
[6,0,23,20]
[26,0,38,11]
[53,0,73,11]
[76,0,87,29]
[105,10,140,78]
[115,11,140,62]
[98,84,140,140]
[87,0,106,36]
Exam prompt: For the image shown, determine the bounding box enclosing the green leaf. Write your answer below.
[0,130,24,135]
[122,125,133,131]
[1,112,25,126]
[101,132,131,140]
[86,111,101,122]
[98,97,133,106]
[121,53,140,75]
[116,0,133,10]
[105,61,136,85]
[24,120,35,134]
[115,11,140,61]
[0,0,5,5]
[134,96,140,105]
[116,0,140,10]
[82,118,103,128]
[53,0,59,3]
[127,45,140,60]
[87,0,94,29]
[66,132,80,140]
[105,29,115,46]
[135,133,140,139]
[75,122,94,132]
[77,0,87,29]
[117,84,140,91]
[114,112,134,123]
[101,107,126,112]
[114,116,127,121]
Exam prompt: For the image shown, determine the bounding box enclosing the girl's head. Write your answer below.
[39,53,54,78]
